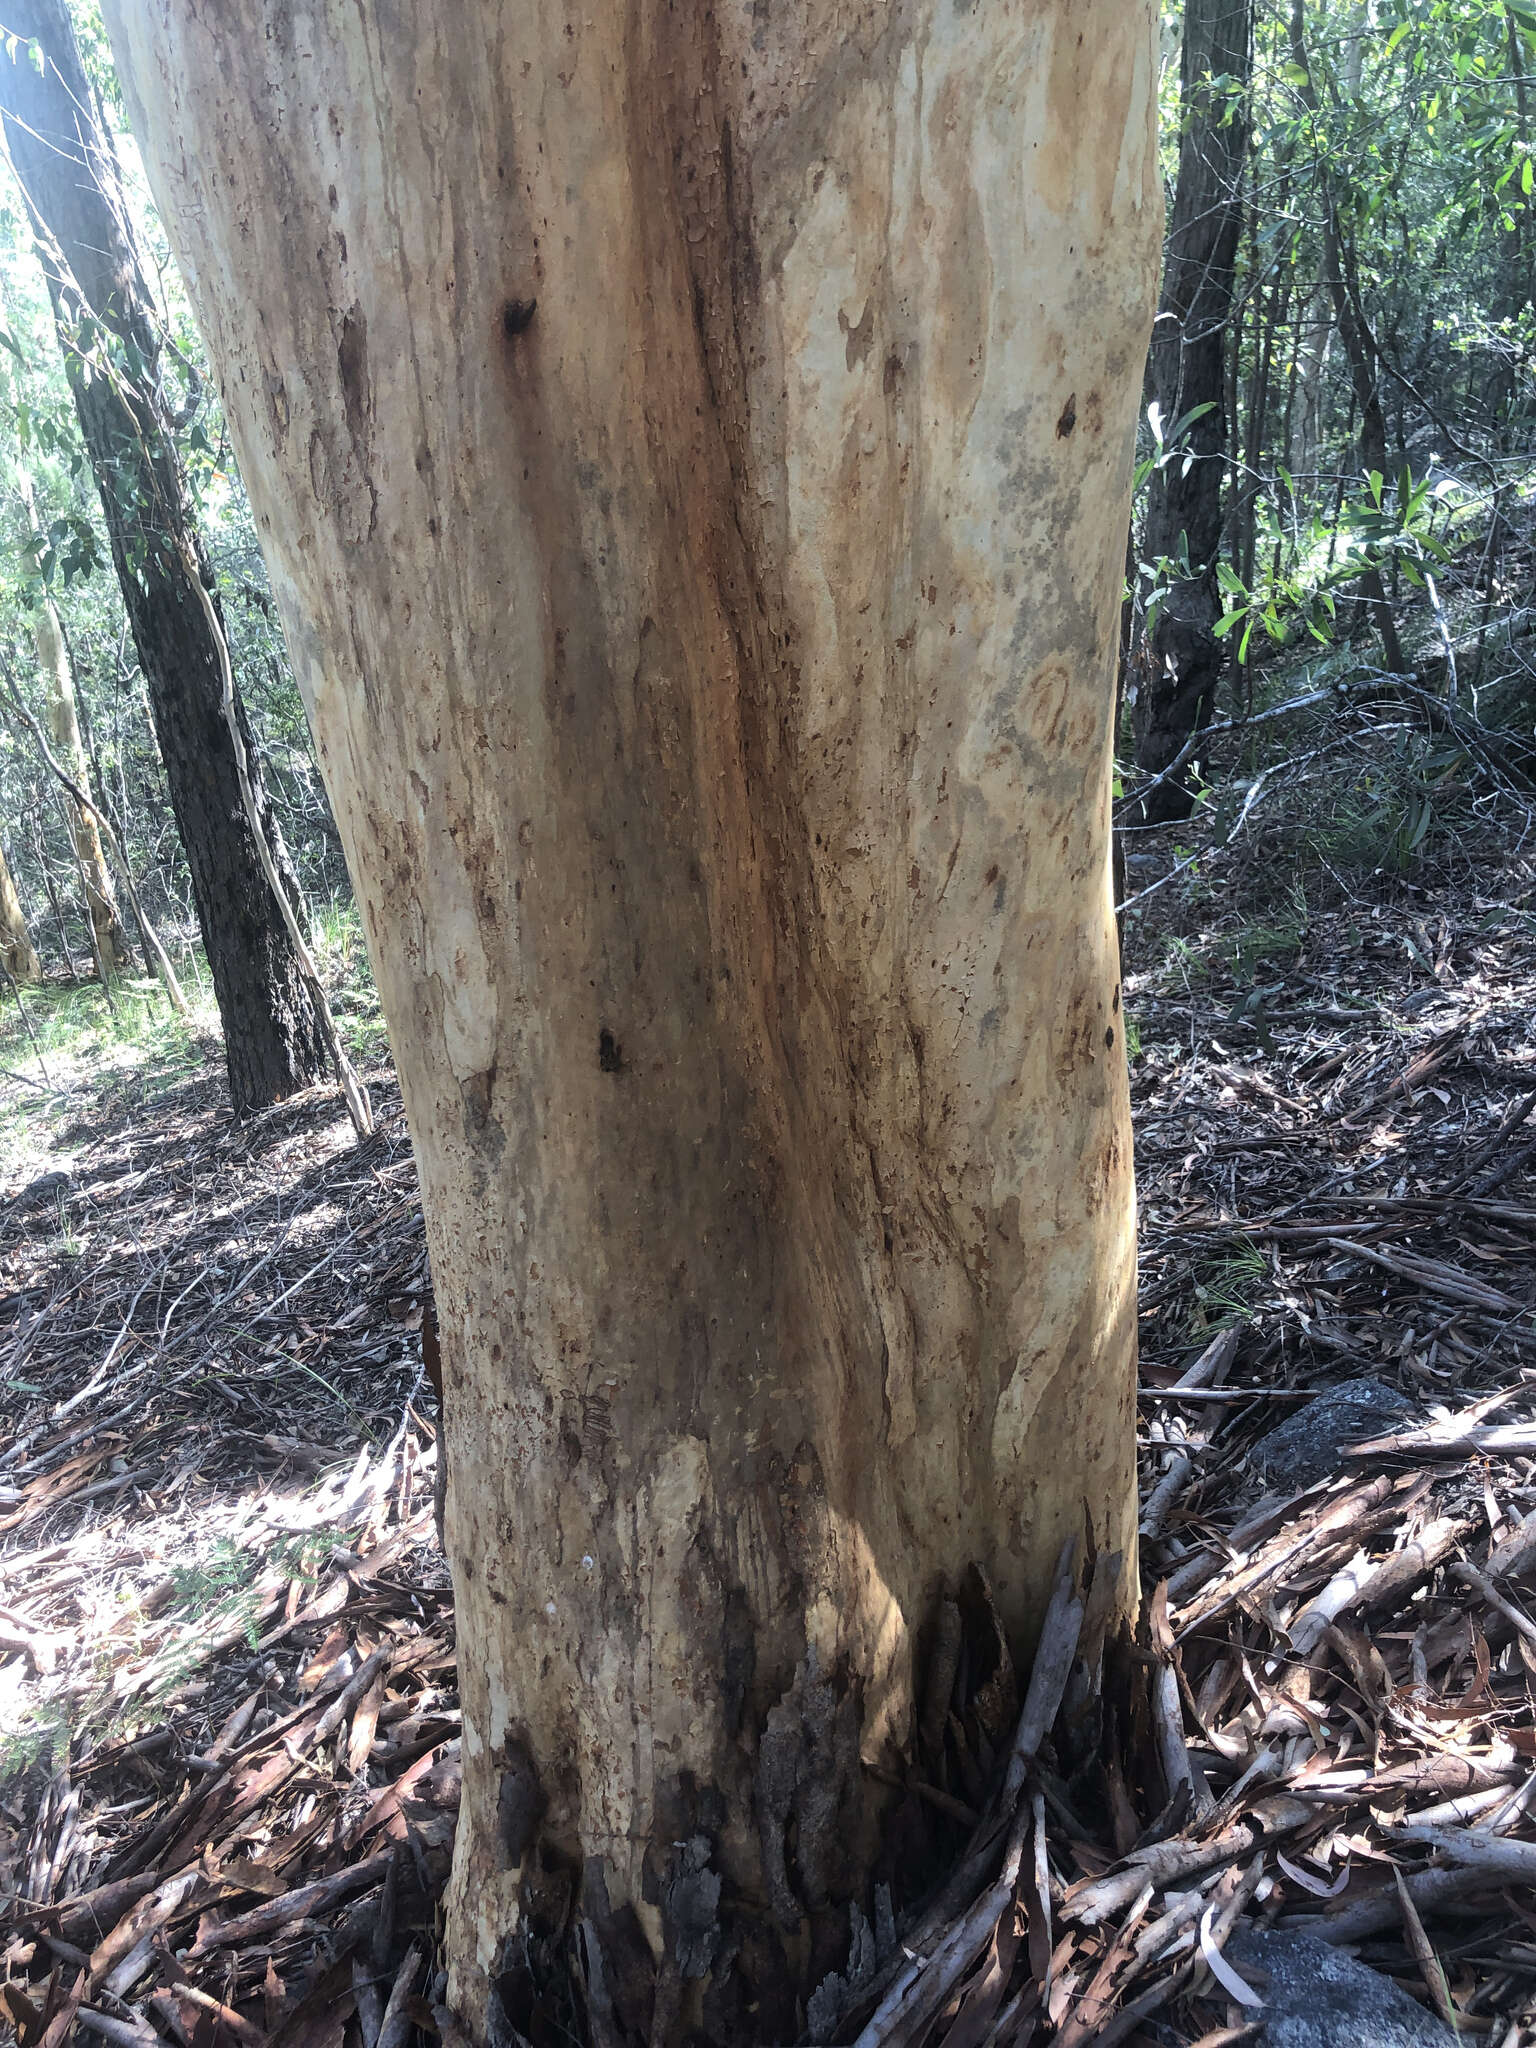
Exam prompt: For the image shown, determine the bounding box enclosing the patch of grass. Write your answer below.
[1191,1236,1268,1328]
[1161,932,1211,990]
[310,898,389,1062]
[1301,733,1468,879]
[0,1513,369,1787]
[165,1534,267,1620]
[1227,881,1309,986]
[0,894,390,1182]
[139,1524,357,1715]
[0,954,218,1183]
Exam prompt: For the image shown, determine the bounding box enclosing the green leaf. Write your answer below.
[1168,400,1219,442]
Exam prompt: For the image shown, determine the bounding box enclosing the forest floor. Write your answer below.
[6,703,1536,2045]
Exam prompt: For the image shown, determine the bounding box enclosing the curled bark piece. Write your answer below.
[1291,1515,1470,1655]
[1140,1453,1193,1542]
[1004,1540,1082,1800]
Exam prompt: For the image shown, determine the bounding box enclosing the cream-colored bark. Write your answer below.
[0,832,40,983]
[33,597,131,974]
[1289,273,1334,485]
[108,0,1159,2032]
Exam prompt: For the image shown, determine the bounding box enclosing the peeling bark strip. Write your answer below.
[105,1,1160,2038]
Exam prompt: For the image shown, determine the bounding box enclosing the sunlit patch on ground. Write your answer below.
[0,1012,453,2042]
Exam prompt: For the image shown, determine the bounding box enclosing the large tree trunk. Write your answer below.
[108,2,1159,2038]
[1133,0,1252,822]
[0,832,41,984]
[0,1,331,1116]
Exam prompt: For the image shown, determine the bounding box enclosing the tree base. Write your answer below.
[442,1547,1132,2048]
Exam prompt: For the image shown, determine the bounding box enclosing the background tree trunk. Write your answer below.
[1290,0,1406,674]
[0,833,40,983]
[1289,274,1334,483]
[17,475,133,976]
[1133,0,1252,821]
[108,2,1160,2038]
[33,592,132,975]
[0,0,331,1115]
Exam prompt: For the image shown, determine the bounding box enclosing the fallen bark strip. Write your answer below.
[1321,1236,1526,1313]
[187,1850,395,1957]
[1061,1794,1317,1928]
[1295,1861,1526,1943]
[1285,1512,1470,1654]
[1350,1423,1536,1459]
[88,1867,205,1986]
[1174,1475,1402,1634]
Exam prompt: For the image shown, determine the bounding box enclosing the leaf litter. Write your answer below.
[5,810,1536,2042]
[0,1066,452,2048]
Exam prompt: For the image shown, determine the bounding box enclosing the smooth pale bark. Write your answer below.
[17,476,132,976]
[1289,275,1334,484]
[0,833,40,983]
[34,598,132,975]
[108,1,1158,2035]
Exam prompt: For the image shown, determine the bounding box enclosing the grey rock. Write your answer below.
[1226,1930,1457,2048]
[5,1168,73,1214]
[1249,1379,1413,1492]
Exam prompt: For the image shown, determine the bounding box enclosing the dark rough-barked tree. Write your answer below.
[1132,0,1253,820]
[0,0,330,1114]
[108,0,1160,2038]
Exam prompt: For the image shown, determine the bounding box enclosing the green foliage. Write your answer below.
[1204,465,1463,660]
[0,2,349,1010]
[1129,0,1536,722]
[1306,728,1468,874]
[1192,1238,1269,1327]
